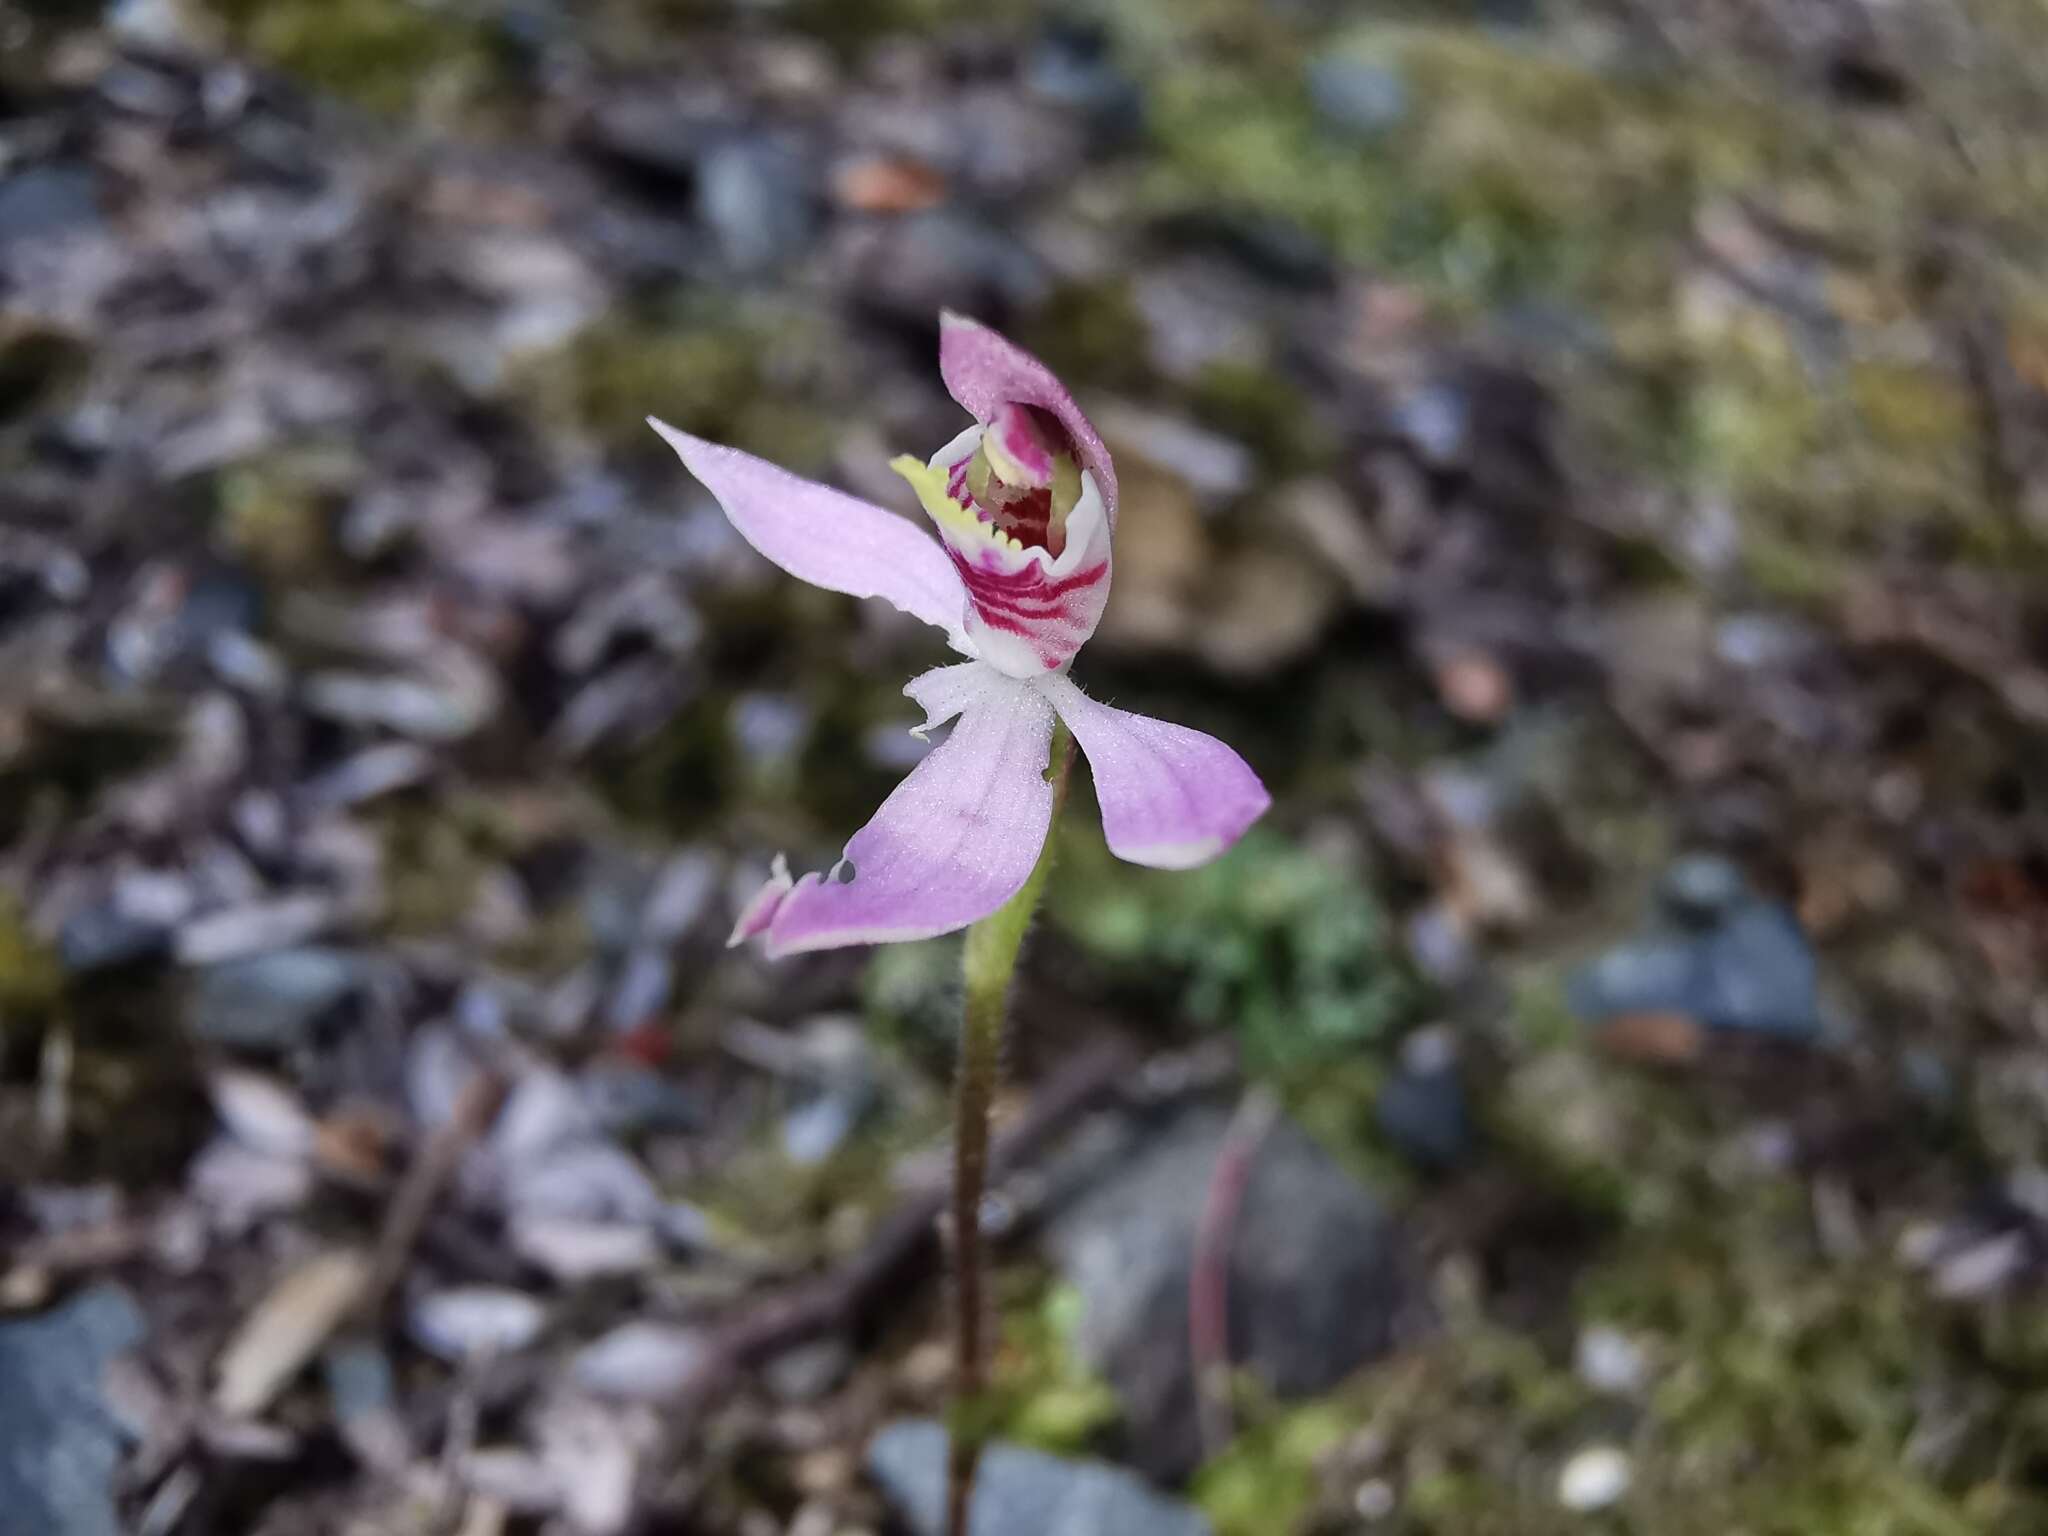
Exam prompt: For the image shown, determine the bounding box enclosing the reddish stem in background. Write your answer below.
[1190,1086,1278,1460]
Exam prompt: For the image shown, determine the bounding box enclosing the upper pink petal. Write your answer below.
[755,664,1057,956]
[1044,677,1269,869]
[937,313,1118,529]
[649,418,967,644]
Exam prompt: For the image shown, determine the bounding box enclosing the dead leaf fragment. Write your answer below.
[214,1248,372,1418]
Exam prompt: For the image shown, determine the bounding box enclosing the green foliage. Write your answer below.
[204,0,501,118]
[991,1280,1124,1456]
[519,297,835,469]
[1055,829,1414,1074]
[1192,1399,1352,1536]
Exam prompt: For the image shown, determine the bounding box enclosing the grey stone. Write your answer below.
[0,1284,145,1536]
[1658,853,1750,927]
[1696,904,1821,1039]
[763,1336,852,1404]
[1025,22,1143,144]
[1375,1028,1472,1172]
[866,1419,1211,1536]
[1306,53,1409,141]
[1040,1104,1404,1479]
[697,137,816,275]
[187,947,365,1050]
[853,210,1050,322]
[0,167,105,250]
[1569,866,1822,1042]
[58,904,170,974]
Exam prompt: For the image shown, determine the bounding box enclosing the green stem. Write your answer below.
[945,718,1074,1536]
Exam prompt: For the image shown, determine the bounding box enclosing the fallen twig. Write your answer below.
[360,1068,509,1319]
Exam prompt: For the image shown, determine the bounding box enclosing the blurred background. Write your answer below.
[4,0,2048,1531]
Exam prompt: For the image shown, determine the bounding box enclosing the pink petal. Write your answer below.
[754,664,1057,956]
[938,313,1118,527]
[648,418,967,643]
[1045,677,1270,869]
[726,855,794,947]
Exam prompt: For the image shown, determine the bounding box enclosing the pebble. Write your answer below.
[187,948,367,1051]
[1306,52,1410,140]
[1574,1326,1649,1396]
[1557,1445,1632,1511]
[1569,859,1822,1042]
[408,1288,549,1363]
[1375,1024,1473,1172]
[697,136,816,274]
[867,1418,1213,1536]
[571,1322,709,1401]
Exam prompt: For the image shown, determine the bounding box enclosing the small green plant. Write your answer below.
[1056,828,1414,1074]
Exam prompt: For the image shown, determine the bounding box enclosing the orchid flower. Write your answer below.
[650,313,1269,958]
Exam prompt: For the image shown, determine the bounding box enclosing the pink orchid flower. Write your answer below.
[650,313,1270,958]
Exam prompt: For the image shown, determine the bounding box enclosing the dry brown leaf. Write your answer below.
[213,1248,372,1419]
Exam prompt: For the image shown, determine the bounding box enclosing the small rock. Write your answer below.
[1569,864,1822,1043]
[1696,905,1821,1038]
[1040,1104,1404,1479]
[850,210,1048,321]
[1574,1326,1649,1396]
[187,947,366,1051]
[1025,20,1143,143]
[572,1322,709,1401]
[1557,1445,1631,1511]
[509,1217,658,1282]
[698,136,816,274]
[208,1069,316,1160]
[1306,52,1409,141]
[1095,403,1255,504]
[409,1288,549,1363]
[866,1418,1212,1536]
[323,1341,410,1472]
[604,947,672,1033]
[188,1138,314,1231]
[0,166,105,250]
[509,1142,663,1224]
[764,1336,853,1404]
[58,903,170,974]
[1375,1025,1472,1172]
[0,1284,145,1536]
[1658,853,1749,927]
[641,851,720,943]
[175,893,339,965]
[578,1061,699,1137]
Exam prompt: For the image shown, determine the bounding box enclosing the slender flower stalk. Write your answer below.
[946,719,1073,1536]
[651,314,1268,1534]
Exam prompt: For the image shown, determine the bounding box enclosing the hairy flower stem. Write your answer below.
[945,719,1074,1536]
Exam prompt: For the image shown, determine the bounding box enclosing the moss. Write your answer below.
[0,897,62,1021]
[1018,279,1154,398]
[519,298,835,469]
[1184,360,1334,479]
[1193,1398,1352,1536]
[213,447,355,582]
[1051,828,1416,1076]
[989,1279,1123,1457]
[205,0,502,119]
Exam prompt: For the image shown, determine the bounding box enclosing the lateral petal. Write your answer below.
[1044,676,1270,869]
[757,665,1058,955]
[649,418,968,646]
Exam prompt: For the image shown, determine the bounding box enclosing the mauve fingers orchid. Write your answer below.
[649,312,1270,958]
